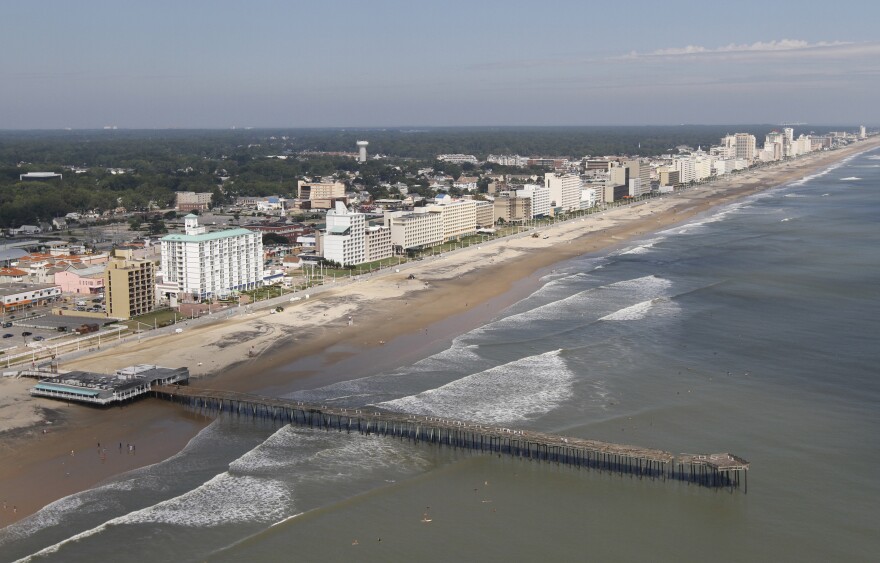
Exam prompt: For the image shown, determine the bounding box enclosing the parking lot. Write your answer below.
[1,314,108,350]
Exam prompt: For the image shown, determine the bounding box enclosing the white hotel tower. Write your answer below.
[160,214,263,300]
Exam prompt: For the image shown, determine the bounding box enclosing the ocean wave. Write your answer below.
[670,199,753,232]
[375,349,573,424]
[620,237,663,255]
[787,149,870,187]
[0,421,232,547]
[120,473,290,527]
[480,275,672,330]
[228,426,429,478]
[839,176,861,181]
[599,297,678,321]
[287,339,485,404]
[13,471,290,561]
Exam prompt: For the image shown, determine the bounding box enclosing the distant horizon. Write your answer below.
[0,122,872,132]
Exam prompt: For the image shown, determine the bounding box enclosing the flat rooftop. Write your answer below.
[0,283,59,298]
[31,364,189,405]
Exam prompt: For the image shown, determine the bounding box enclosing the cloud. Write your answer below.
[620,39,880,60]
[467,39,880,73]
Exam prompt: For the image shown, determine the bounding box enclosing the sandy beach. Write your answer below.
[1,138,877,526]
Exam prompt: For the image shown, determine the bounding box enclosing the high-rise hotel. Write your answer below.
[160,214,263,300]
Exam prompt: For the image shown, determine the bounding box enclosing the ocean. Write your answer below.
[2,148,879,562]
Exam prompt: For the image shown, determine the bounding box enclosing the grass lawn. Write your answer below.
[129,308,180,329]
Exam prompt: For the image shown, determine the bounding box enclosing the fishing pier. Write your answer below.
[153,385,749,492]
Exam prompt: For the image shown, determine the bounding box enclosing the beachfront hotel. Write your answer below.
[159,214,263,301]
[494,194,532,223]
[323,202,367,266]
[385,210,444,253]
[425,196,478,241]
[544,172,582,212]
[104,248,155,320]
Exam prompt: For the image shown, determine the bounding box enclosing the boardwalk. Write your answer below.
[153,385,749,491]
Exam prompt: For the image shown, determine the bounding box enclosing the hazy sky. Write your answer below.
[3,0,878,128]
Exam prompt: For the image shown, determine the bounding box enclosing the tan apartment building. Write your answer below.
[104,248,156,320]
[425,198,477,241]
[175,191,213,212]
[385,211,443,252]
[474,200,494,228]
[364,226,393,262]
[297,180,345,199]
[493,195,532,223]
[296,180,347,210]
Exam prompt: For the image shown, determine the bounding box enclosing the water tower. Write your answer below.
[356,140,369,163]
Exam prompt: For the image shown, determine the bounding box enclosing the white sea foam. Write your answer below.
[599,297,677,321]
[524,271,590,302]
[620,237,663,255]
[288,339,484,403]
[121,473,290,527]
[538,270,585,285]
[113,426,295,527]
[304,434,431,479]
[479,275,672,333]
[672,200,749,232]
[16,473,292,561]
[375,349,574,424]
[780,217,793,222]
[1,421,233,547]
[787,149,868,187]
[229,426,428,479]
[839,176,861,181]
[0,496,88,548]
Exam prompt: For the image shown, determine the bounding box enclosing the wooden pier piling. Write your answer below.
[152,386,749,491]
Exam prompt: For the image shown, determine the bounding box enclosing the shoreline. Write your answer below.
[1,139,877,526]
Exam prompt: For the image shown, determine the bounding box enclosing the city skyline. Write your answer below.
[2,0,879,129]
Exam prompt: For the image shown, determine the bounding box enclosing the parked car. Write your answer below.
[2,333,12,338]
[2,322,11,328]
[33,335,45,341]
[21,331,32,337]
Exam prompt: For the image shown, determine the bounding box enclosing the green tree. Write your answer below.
[262,232,289,245]
[148,218,167,235]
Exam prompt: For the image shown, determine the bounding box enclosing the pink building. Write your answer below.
[54,264,106,295]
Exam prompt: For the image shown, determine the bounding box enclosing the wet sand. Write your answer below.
[1,139,876,526]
